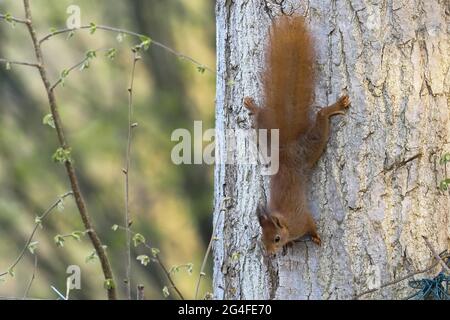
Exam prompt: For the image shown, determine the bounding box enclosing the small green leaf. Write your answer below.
[111,224,119,231]
[104,279,115,290]
[52,147,72,164]
[4,13,13,23]
[42,114,55,129]
[116,32,125,43]
[49,27,57,33]
[226,80,236,87]
[80,60,90,71]
[35,216,42,228]
[137,255,150,266]
[151,247,160,258]
[28,241,39,254]
[132,233,145,247]
[138,35,152,51]
[54,235,65,247]
[71,231,84,241]
[7,268,15,278]
[86,50,97,59]
[106,48,117,60]
[170,265,180,274]
[186,263,193,275]
[170,263,193,275]
[139,35,149,43]
[61,69,69,78]
[162,286,170,298]
[441,153,450,165]
[85,250,98,263]
[197,66,206,74]
[5,62,11,70]
[89,22,97,35]
[439,180,448,191]
[60,69,69,86]
[4,13,15,28]
[67,30,75,40]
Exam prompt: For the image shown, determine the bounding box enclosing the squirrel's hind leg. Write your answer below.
[304,95,350,167]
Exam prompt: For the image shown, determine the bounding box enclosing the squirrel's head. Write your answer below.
[257,206,289,254]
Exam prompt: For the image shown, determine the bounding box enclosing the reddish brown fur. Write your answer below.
[260,16,315,143]
[244,16,351,254]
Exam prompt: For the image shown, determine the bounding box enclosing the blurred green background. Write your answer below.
[0,0,215,299]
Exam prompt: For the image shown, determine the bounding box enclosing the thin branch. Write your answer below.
[22,0,117,300]
[116,226,185,300]
[195,198,229,299]
[0,13,28,24]
[0,58,40,69]
[123,50,140,300]
[155,255,185,300]
[23,254,38,299]
[422,236,450,274]
[39,25,214,74]
[50,48,109,91]
[0,296,51,301]
[0,192,73,278]
[354,254,449,299]
[137,285,145,300]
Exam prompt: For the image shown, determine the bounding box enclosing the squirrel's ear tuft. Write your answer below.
[256,204,269,225]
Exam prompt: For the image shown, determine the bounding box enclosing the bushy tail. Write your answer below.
[260,16,316,144]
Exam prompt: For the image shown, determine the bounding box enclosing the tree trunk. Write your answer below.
[213,0,449,300]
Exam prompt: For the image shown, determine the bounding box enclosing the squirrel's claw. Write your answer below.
[311,235,322,246]
[338,95,351,109]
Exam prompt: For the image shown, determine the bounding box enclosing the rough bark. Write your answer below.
[213,0,449,300]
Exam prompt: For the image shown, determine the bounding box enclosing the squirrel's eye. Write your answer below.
[274,235,281,243]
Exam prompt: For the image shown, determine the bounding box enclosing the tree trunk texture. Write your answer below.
[213,0,449,300]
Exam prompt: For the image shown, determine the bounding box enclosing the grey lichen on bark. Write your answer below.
[213,0,449,300]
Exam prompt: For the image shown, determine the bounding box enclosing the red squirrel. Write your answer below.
[243,16,350,254]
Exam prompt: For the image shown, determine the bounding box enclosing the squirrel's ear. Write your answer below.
[256,205,269,225]
[271,214,287,229]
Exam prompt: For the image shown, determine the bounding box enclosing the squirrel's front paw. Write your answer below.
[338,95,351,110]
[311,235,322,246]
[243,97,258,114]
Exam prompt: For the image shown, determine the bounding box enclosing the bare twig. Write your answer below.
[23,254,38,299]
[422,236,450,274]
[0,296,52,301]
[0,192,73,278]
[0,58,39,68]
[155,254,185,300]
[22,0,117,300]
[115,225,185,300]
[354,253,449,299]
[137,285,145,300]
[38,25,214,74]
[123,50,140,300]
[195,198,229,299]
[0,13,28,24]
